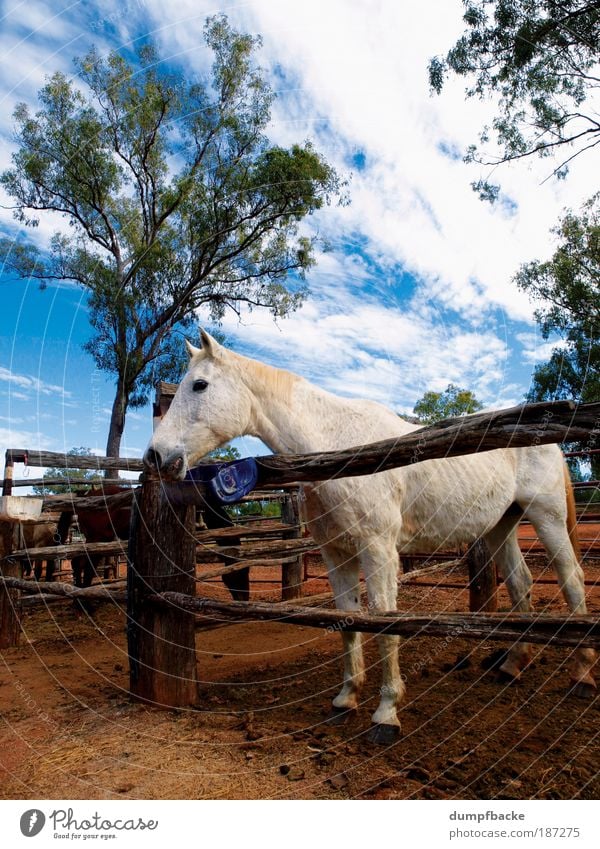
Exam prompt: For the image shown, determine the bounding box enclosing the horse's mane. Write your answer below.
[228,350,300,403]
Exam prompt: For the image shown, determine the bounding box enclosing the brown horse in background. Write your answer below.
[20,512,73,581]
[68,485,248,599]
[71,486,131,588]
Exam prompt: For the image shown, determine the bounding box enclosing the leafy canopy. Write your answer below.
[516,194,599,485]
[429,1,600,199]
[517,192,599,405]
[413,384,484,424]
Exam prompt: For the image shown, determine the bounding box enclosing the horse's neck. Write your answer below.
[239,354,411,455]
[241,358,351,454]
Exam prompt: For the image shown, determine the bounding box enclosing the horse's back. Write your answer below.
[76,486,131,541]
[303,398,566,553]
[391,443,565,551]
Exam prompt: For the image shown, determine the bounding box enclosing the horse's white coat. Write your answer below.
[147,333,596,729]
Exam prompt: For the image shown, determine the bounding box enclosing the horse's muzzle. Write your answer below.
[143,447,185,479]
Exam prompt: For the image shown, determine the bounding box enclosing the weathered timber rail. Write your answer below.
[149,592,600,650]
[195,522,300,543]
[0,575,127,602]
[38,489,137,513]
[143,400,600,498]
[7,539,128,562]
[4,449,144,473]
[251,401,600,485]
[196,537,316,563]
[10,477,139,489]
[5,536,315,567]
[2,450,143,497]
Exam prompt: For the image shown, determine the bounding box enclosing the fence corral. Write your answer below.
[0,449,309,648]
[1,399,599,712]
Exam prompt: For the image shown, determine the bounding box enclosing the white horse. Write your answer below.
[145,330,596,743]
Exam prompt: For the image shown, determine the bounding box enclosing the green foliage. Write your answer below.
[228,498,281,520]
[205,444,242,462]
[515,193,600,343]
[575,487,600,504]
[413,384,484,424]
[517,194,599,479]
[429,1,600,190]
[32,447,102,494]
[0,15,344,455]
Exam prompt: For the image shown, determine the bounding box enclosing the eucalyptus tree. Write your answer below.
[413,383,483,424]
[429,1,599,484]
[516,194,599,480]
[1,15,342,456]
[429,0,600,199]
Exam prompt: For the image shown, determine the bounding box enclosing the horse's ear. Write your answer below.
[199,328,220,359]
[185,339,202,359]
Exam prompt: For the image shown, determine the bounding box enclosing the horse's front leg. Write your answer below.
[322,549,365,721]
[362,542,404,745]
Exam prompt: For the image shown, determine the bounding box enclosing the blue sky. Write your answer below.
[0,0,595,477]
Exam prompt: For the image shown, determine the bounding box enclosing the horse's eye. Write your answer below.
[192,379,209,392]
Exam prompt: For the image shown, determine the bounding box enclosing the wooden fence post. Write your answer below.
[127,474,198,707]
[2,453,14,496]
[281,490,304,601]
[0,521,20,648]
[467,538,498,613]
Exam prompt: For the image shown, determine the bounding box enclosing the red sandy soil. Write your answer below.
[1,544,599,800]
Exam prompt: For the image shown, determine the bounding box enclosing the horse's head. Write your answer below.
[143,330,253,480]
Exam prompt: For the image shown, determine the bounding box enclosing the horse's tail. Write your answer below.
[564,462,582,563]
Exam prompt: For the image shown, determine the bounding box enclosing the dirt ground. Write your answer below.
[1,551,599,801]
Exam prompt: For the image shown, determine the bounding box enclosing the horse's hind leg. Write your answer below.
[525,504,596,696]
[362,541,404,744]
[484,516,533,680]
[222,567,250,601]
[322,548,365,720]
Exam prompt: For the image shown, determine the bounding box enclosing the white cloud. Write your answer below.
[516,332,561,365]
[0,365,71,397]
[0,425,54,450]
[209,250,512,410]
[134,0,596,332]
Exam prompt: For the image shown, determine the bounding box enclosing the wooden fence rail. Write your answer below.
[0,575,127,602]
[5,450,144,472]
[150,592,600,650]
[9,478,139,489]
[2,450,143,497]
[251,401,600,486]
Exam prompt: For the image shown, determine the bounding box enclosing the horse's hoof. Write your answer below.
[569,681,597,700]
[481,649,509,672]
[326,706,356,726]
[366,723,401,746]
[495,668,519,685]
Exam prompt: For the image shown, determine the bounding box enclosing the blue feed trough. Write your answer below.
[162,458,259,506]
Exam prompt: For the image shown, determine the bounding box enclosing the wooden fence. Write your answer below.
[1,399,599,707]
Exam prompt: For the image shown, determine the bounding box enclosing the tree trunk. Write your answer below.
[105,377,128,461]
